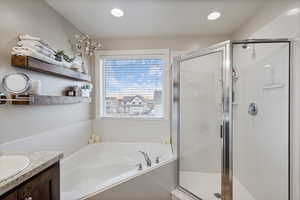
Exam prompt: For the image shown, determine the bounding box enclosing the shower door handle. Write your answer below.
[220,121,223,138]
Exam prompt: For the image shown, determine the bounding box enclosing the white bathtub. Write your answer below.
[61,143,175,200]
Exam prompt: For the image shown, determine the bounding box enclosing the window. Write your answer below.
[98,50,169,119]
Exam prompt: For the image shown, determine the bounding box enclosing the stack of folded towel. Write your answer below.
[11,34,73,68]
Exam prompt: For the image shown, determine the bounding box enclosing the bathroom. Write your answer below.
[0,0,299,200]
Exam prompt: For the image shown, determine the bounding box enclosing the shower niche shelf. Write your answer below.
[263,83,285,89]
[11,55,91,82]
[11,95,91,105]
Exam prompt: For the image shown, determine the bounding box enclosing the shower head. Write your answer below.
[242,43,249,49]
[241,43,256,59]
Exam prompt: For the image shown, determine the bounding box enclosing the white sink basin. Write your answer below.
[0,155,30,182]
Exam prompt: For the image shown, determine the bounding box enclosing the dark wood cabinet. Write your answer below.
[1,190,18,200]
[1,162,60,200]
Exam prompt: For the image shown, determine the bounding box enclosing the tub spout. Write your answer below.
[138,151,152,167]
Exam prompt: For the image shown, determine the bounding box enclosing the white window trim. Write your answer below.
[95,49,170,120]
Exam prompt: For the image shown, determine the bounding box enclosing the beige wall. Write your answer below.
[92,35,230,143]
[0,0,91,150]
[232,2,300,199]
[0,0,230,149]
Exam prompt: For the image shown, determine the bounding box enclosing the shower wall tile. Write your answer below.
[233,2,300,199]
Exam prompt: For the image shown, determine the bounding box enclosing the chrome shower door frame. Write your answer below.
[172,38,292,200]
[172,41,233,200]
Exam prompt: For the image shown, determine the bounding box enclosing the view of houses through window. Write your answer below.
[102,58,164,118]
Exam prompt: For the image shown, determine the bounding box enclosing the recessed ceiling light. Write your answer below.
[207,11,221,20]
[286,8,300,16]
[111,8,124,17]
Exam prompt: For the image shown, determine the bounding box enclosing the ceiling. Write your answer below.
[46,0,264,38]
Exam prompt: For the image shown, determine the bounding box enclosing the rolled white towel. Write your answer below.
[18,34,56,52]
[17,40,56,55]
[13,46,55,59]
[15,46,54,59]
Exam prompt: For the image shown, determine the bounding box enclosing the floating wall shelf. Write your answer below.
[11,95,90,105]
[11,55,91,82]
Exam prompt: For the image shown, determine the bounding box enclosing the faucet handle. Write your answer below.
[155,156,160,164]
[138,151,152,167]
[136,163,143,170]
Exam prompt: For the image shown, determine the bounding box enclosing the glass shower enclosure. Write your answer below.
[172,39,291,200]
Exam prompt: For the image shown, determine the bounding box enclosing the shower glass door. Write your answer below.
[177,47,226,199]
[232,41,290,200]
[174,39,290,200]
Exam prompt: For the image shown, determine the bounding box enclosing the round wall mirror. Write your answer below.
[1,73,31,94]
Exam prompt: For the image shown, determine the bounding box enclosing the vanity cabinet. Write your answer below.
[1,190,17,200]
[1,162,60,200]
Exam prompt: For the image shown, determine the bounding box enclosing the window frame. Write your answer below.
[95,49,170,120]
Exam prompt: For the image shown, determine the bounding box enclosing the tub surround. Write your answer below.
[88,160,177,200]
[0,151,63,196]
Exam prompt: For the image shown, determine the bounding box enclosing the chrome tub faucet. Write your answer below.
[138,151,152,167]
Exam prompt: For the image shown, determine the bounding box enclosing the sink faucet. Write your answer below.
[138,151,152,167]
